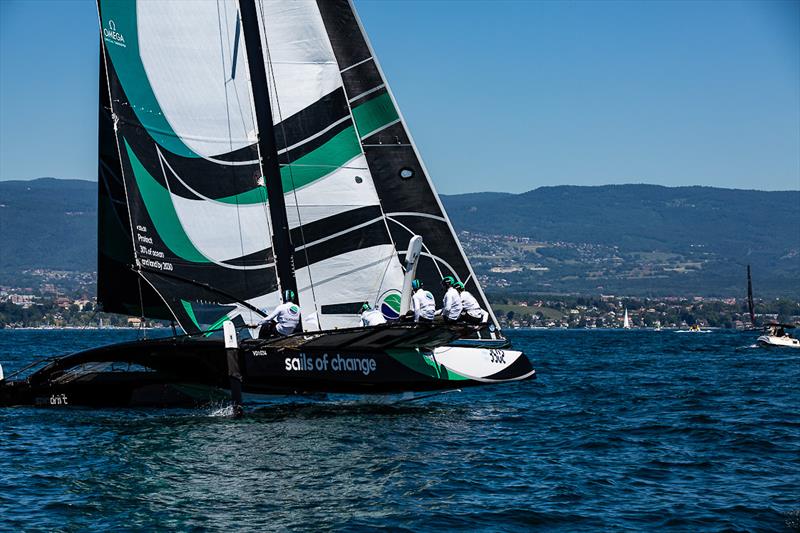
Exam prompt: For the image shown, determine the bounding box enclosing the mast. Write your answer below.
[747,265,756,327]
[238,0,299,307]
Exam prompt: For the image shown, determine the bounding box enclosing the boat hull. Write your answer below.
[756,335,800,348]
[0,329,535,407]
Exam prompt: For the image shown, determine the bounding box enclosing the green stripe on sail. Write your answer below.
[124,139,209,263]
[281,125,362,190]
[216,185,268,206]
[352,92,399,139]
[99,0,199,158]
[181,300,201,330]
[203,314,231,337]
[216,125,362,204]
[216,95,390,206]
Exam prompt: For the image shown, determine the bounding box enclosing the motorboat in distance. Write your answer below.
[757,324,800,348]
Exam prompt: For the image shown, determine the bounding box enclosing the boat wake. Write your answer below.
[208,403,236,418]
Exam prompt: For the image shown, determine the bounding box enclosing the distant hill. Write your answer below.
[443,184,800,297]
[444,184,799,263]
[0,179,798,297]
[0,178,96,272]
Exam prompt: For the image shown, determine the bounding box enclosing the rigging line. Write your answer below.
[217,0,251,305]
[136,274,146,340]
[332,51,400,283]
[399,251,459,284]
[155,148,273,272]
[243,0,293,305]
[99,159,125,190]
[386,216,444,278]
[136,270,186,333]
[297,253,398,291]
[97,12,140,295]
[79,308,100,331]
[260,4,320,328]
[136,265,268,318]
[344,0,499,330]
[374,245,396,308]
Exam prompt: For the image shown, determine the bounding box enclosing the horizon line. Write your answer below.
[1,176,798,194]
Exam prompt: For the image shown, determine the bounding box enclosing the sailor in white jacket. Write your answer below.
[360,303,387,327]
[455,281,488,324]
[409,279,435,323]
[258,290,301,338]
[438,276,463,323]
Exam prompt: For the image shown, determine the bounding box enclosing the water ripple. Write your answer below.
[0,329,798,530]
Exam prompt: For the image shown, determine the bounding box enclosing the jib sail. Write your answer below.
[97,0,281,333]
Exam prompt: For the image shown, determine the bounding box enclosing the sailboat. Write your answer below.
[0,0,534,408]
[622,308,631,329]
[746,264,757,330]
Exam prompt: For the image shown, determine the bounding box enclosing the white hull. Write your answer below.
[757,335,800,348]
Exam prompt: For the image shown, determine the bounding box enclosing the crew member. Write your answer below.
[438,276,463,324]
[455,281,488,324]
[410,279,435,323]
[360,303,387,327]
[258,290,301,338]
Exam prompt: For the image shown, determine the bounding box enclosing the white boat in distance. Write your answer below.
[757,324,800,348]
[675,325,710,333]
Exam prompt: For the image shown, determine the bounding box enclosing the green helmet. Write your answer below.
[284,289,296,303]
[411,279,422,290]
[441,276,456,287]
[360,303,371,312]
[455,281,465,290]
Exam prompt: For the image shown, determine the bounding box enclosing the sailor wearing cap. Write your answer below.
[455,281,488,324]
[409,279,435,323]
[438,276,463,324]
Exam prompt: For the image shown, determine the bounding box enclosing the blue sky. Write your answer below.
[1,0,798,193]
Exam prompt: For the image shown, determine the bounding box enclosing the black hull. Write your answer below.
[0,325,535,408]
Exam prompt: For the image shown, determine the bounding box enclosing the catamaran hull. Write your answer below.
[241,345,534,395]
[0,337,534,408]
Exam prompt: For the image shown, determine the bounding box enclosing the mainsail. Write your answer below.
[96,0,498,334]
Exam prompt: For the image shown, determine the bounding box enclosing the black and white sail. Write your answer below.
[98,0,281,333]
[311,0,499,328]
[96,0,498,334]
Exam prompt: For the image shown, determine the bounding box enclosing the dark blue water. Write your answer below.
[1,329,798,531]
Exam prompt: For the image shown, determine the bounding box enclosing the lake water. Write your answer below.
[1,329,798,531]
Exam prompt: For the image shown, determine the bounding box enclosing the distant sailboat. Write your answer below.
[623,308,631,329]
[747,265,756,329]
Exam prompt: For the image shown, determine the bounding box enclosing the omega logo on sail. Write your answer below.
[103,19,126,47]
